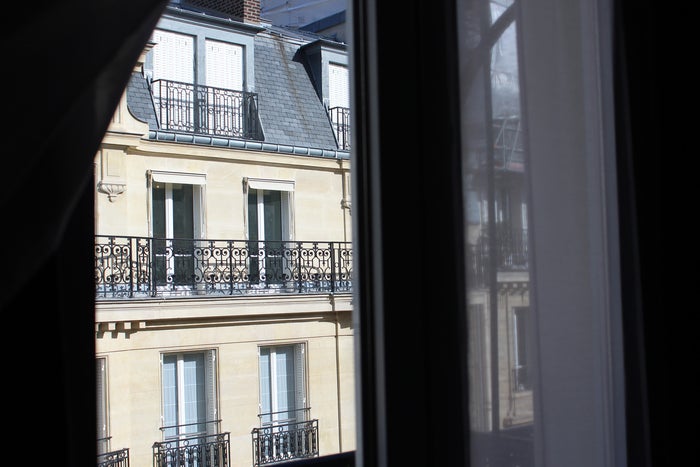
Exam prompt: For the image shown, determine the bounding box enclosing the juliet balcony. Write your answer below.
[153,422,231,467]
[467,227,530,287]
[151,79,264,141]
[252,410,319,466]
[328,106,350,150]
[95,236,353,300]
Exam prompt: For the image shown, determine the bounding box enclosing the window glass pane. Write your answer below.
[152,183,165,238]
[162,354,178,438]
[182,353,206,433]
[275,345,296,422]
[263,190,283,242]
[458,0,535,464]
[259,347,271,424]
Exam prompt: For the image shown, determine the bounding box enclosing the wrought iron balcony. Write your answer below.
[467,227,529,287]
[328,106,350,150]
[252,417,319,466]
[153,423,231,467]
[151,79,263,140]
[97,447,130,467]
[95,236,353,299]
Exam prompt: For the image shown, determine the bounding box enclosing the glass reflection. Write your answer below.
[459,0,534,465]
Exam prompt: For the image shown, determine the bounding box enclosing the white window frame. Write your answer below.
[160,349,219,440]
[258,343,308,427]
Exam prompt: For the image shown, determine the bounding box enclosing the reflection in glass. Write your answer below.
[458,0,534,465]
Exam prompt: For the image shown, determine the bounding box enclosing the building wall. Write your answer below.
[96,296,354,467]
[94,68,355,467]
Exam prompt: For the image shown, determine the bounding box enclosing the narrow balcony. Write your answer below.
[467,227,529,287]
[95,236,353,300]
[153,422,231,467]
[97,446,129,467]
[151,79,264,140]
[252,413,319,466]
[328,106,350,150]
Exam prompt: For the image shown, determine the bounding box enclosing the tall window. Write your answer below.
[247,186,293,284]
[512,306,531,391]
[161,350,218,440]
[152,178,204,287]
[328,63,349,110]
[150,29,195,132]
[258,344,307,427]
[205,39,246,135]
[328,63,350,149]
[151,29,194,84]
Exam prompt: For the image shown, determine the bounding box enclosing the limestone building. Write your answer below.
[93,1,354,466]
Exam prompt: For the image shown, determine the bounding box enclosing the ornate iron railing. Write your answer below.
[252,419,319,466]
[153,428,230,467]
[328,106,351,150]
[467,227,529,287]
[151,79,263,140]
[98,447,130,467]
[95,236,353,299]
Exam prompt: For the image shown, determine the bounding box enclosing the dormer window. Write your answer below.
[328,63,350,149]
[147,25,262,140]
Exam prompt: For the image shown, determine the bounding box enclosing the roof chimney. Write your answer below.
[182,0,260,24]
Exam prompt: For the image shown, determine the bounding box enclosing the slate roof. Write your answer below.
[125,21,343,153]
[253,31,339,149]
[126,72,158,129]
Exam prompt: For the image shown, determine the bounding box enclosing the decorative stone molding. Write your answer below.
[97,181,126,202]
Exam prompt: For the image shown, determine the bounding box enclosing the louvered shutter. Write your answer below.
[205,349,218,434]
[152,30,194,83]
[328,63,349,109]
[205,39,243,91]
[294,343,307,421]
[96,358,108,453]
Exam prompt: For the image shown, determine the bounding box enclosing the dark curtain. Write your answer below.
[1,1,168,465]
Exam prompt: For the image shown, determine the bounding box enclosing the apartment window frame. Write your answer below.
[159,348,220,441]
[257,342,309,428]
[350,0,628,467]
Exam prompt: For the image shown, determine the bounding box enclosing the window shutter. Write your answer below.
[206,39,243,91]
[96,358,107,451]
[152,29,194,83]
[294,343,306,421]
[205,349,218,434]
[329,63,349,108]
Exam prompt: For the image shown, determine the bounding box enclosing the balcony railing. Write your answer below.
[153,422,230,467]
[252,418,319,466]
[95,236,353,299]
[151,79,263,140]
[467,227,529,287]
[97,447,130,467]
[328,106,350,150]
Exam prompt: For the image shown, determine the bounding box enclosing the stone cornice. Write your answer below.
[95,293,353,335]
